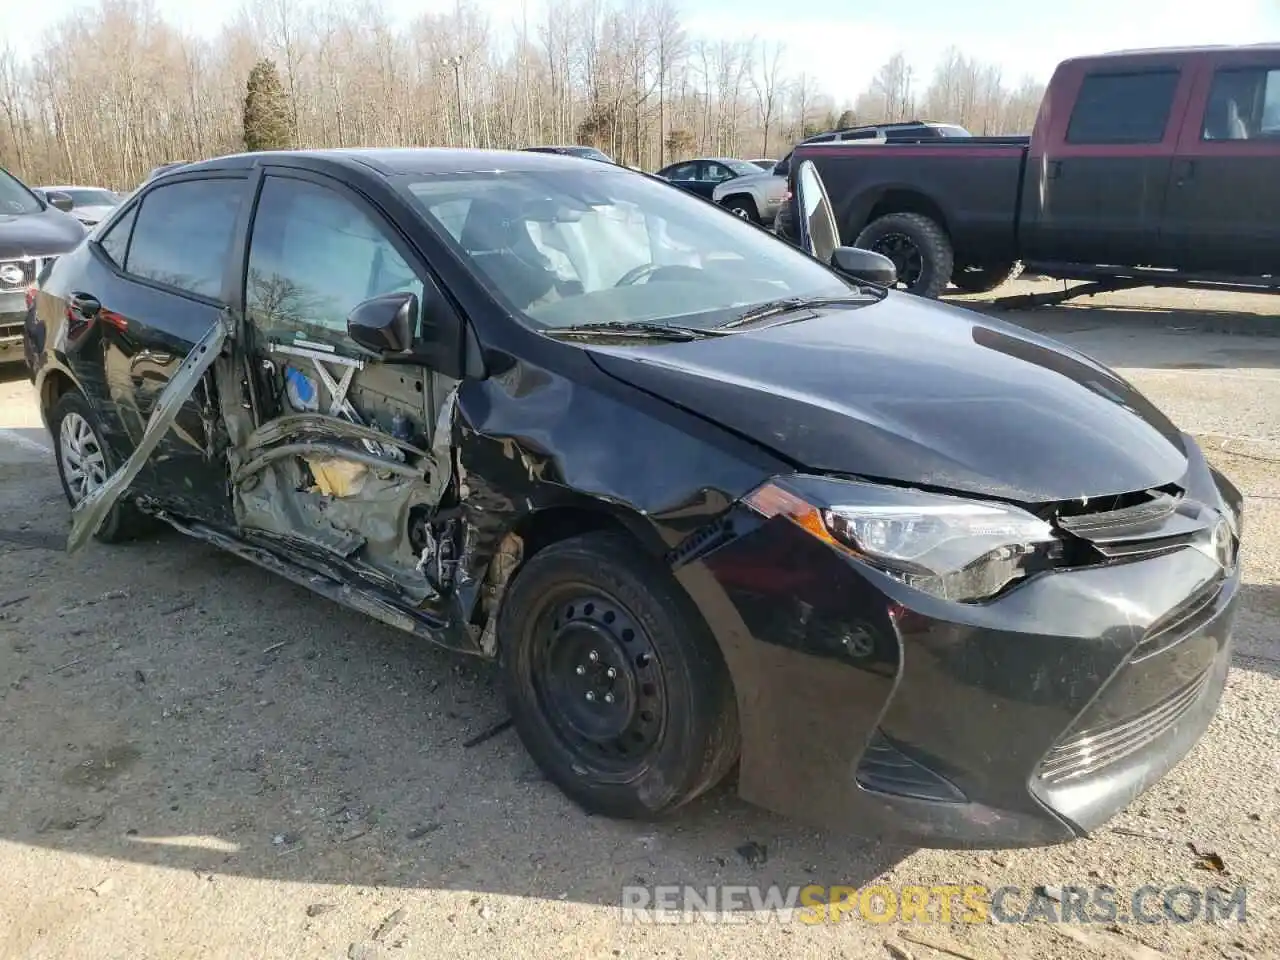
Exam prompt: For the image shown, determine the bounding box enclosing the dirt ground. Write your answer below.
[0,281,1277,960]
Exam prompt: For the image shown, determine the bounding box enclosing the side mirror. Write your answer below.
[346,291,418,355]
[47,191,74,213]
[831,246,897,287]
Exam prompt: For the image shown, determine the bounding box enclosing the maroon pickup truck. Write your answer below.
[785,45,1280,299]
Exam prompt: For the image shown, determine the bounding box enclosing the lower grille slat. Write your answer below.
[1039,669,1210,784]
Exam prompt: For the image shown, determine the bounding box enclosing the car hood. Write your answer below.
[0,208,86,258]
[713,171,783,196]
[72,204,116,222]
[583,294,1190,504]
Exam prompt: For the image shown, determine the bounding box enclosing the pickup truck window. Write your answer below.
[1203,67,1280,140]
[1066,70,1180,144]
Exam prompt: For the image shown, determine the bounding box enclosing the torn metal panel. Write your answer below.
[67,312,232,553]
[234,442,422,485]
[267,340,402,461]
[246,413,430,460]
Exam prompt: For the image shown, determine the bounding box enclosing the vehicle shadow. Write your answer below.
[948,295,1280,373]
[0,465,909,905]
[1234,582,1280,681]
[0,361,29,384]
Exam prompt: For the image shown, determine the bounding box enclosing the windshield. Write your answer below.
[62,188,120,207]
[402,168,851,330]
[722,159,763,177]
[0,169,43,216]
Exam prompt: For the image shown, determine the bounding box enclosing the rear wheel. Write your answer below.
[499,531,740,819]
[854,212,953,299]
[50,391,148,544]
[951,261,1024,294]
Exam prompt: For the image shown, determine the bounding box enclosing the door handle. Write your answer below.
[1175,159,1196,184]
[69,292,101,318]
[1046,160,1063,179]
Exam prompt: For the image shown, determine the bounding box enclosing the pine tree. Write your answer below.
[242,59,294,152]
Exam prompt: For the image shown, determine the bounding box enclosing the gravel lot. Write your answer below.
[0,281,1277,960]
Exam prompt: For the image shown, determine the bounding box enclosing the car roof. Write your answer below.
[1066,43,1280,66]
[40,185,110,192]
[174,147,617,179]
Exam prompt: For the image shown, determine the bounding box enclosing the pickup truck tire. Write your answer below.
[951,262,1024,294]
[721,195,759,222]
[854,213,953,299]
[498,530,741,820]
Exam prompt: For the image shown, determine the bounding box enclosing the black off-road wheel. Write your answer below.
[854,212,954,299]
[499,531,740,820]
[951,261,1024,294]
[50,390,148,544]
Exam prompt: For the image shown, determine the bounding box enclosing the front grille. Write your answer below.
[1038,668,1210,784]
[0,257,37,291]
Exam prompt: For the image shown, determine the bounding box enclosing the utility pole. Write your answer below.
[444,55,465,146]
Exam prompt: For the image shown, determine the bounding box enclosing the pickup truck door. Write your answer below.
[1022,63,1194,268]
[1160,50,1280,275]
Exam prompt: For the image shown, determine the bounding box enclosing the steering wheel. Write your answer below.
[614,262,664,287]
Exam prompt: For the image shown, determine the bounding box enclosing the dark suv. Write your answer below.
[0,167,85,365]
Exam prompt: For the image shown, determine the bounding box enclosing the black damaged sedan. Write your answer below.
[25,149,1243,848]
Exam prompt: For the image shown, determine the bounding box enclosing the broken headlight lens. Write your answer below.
[744,476,1058,602]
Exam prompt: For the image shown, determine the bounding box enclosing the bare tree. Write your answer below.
[750,40,786,158]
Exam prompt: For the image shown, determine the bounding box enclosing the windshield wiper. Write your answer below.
[717,294,881,330]
[544,321,728,341]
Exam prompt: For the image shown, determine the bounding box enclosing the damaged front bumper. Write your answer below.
[676,476,1240,849]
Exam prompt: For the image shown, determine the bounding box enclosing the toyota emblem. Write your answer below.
[0,263,24,287]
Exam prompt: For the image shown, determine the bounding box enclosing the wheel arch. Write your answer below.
[38,367,79,429]
[858,187,953,240]
[467,493,677,657]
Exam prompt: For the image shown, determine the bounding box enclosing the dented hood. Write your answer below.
[584,295,1189,504]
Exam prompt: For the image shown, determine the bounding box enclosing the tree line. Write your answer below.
[0,0,1047,190]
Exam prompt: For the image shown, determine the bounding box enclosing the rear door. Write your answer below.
[1022,62,1194,267]
[1161,50,1280,274]
[63,173,249,527]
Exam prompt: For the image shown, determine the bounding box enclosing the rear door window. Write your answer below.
[125,178,245,299]
[1202,66,1280,139]
[1066,70,1180,144]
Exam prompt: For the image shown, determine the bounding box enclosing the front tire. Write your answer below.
[722,196,758,222]
[50,390,147,544]
[854,212,953,299]
[499,531,740,819]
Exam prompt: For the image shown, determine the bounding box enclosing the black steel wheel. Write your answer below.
[531,588,667,772]
[854,212,954,299]
[499,530,740,819]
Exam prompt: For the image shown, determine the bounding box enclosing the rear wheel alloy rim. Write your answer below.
[59,412,107,503]
[871,233,924,288]
[531,589,666,774]
[731,206,750,218]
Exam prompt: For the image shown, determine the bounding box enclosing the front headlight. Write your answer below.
[744,476,1059,602]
